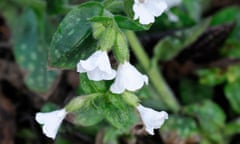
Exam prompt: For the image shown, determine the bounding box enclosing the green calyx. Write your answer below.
[122,92,140,107]
[65,93,101,112]
[113,31,130,63]
[98,24,116,51]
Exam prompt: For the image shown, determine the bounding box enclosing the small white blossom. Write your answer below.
[77,50,116,81]
[133,0,168,25]
[137,104,168,135]
[110,61,148,94]
[35,109,67,139]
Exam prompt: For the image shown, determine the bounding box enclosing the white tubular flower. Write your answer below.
[133,0,168,25]
[77,50,116,81]
[35,109,67,139]
[137,104,168,135]
[110,61,148,94]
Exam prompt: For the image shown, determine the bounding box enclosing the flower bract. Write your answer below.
[110,61,148,94]
[137,104,168,135]
[35,108,67,139]
[77,50,116,81]
[133,0,168,25]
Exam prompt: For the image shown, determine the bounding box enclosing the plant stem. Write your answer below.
[125,30,180,112]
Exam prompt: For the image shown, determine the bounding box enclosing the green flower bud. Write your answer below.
[113,31,129,63]
[92,22,106,39]
[98,26,116,51]
[122,92,139,107]
[65,96,85,112]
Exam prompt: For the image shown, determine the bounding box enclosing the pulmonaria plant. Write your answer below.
[35,108,67,139]
[36,0,184,140]
[77,50,116,81]
[110,61,148,94]
[133,0,168,24]
[137,104,168,135]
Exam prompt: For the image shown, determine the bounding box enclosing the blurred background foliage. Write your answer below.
[0,0,240,144]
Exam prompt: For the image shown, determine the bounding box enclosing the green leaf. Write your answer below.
[73,94,104,126]
[41,102,59,112]
[123,0,134,18]
[184,101,226,142]
[100,94,138,129]
[14,9,58,93]
[226,65,240,83]
[89,16,113,26]
[198,68,226,86]
[224,81,240,114]
[210,7,240,26]
[137,85,167,110]
[114,15,150,31]
[103,127,123,144]
[224,118,240,136]
[183,0,205,22]
[210,6,240,42]
[49,2,104,69]
[180,79,213,105]
[161,115,198,139]
[153,20,209,61]
[104,0,124,14]
[79,73,108,94]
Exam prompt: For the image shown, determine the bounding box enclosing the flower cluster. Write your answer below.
[35,0,182,140]
[35,105,168,139]
[77,50,148,94]
[133,0,181,24]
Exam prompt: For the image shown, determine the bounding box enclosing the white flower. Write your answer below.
[35,109,67,139]
[77,50,116,81]
[110,61,148,94]
[137,104,168,135]
[133,0,168,25]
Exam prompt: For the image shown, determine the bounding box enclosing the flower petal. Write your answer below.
[35,109,67,139]
[121,62,148,91]
[87,67,116,81]
[133,3,155,24]
[137,104,168,135]
[110,75,125,94]
[77,50,116,81]
[145,0,168,17]
[133,0,168,25]
[110,62,148,94]
[77,51,103,72]
[97,51,114,74]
